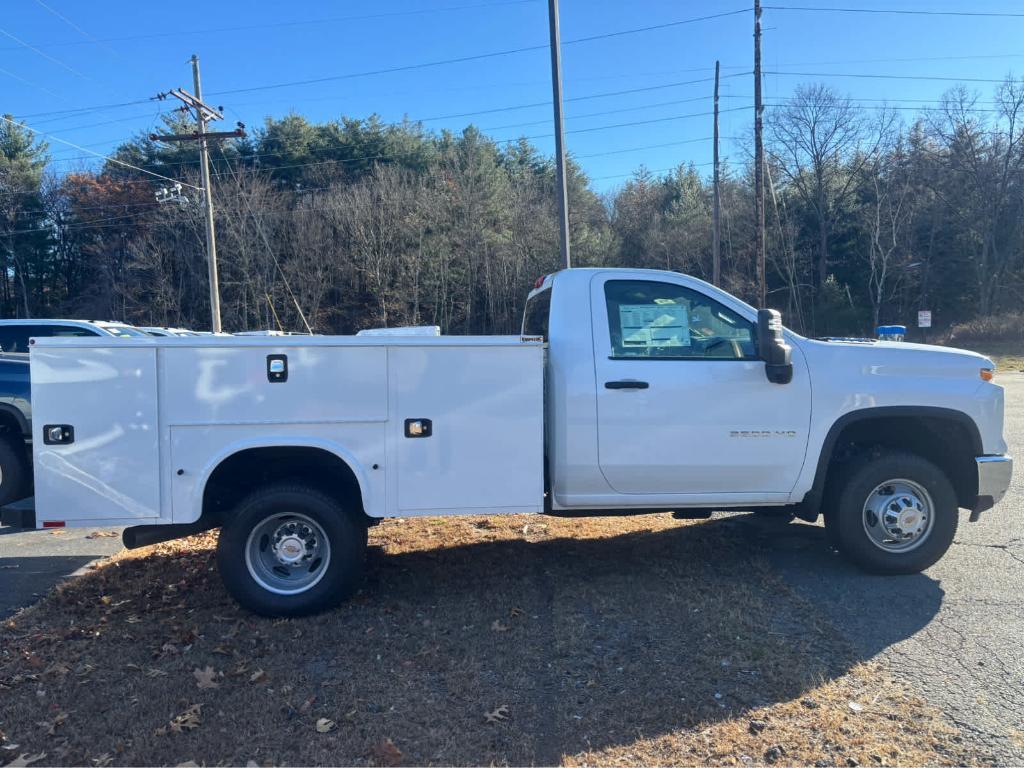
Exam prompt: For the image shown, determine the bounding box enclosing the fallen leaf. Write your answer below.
[510,607,524,618]
[6,753,46,767]
[369,739,402,767]
[249,669,268,684]
[44,712,68,735]
[315,718,336,733]
[160,704,202,735]
[145,668,168,678]
[485,705,509,724]
[299,696,316,714]
[193,666,220,690]
[491,619,509,632]
[48,529,66,536]
[848,701,864,713]
[85,531,119,539]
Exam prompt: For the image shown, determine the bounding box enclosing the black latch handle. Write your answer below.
[605,380,649,389]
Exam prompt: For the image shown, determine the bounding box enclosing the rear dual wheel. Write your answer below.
[216,484,366,617]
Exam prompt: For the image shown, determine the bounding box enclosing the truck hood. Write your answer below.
[795,337,994,379]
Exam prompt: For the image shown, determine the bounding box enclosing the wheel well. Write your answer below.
[0,409,25,439]
[202,447,366,525]
[815,414,978,513]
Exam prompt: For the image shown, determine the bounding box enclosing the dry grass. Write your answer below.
[0,514,973,767]
[942,340,1024,372]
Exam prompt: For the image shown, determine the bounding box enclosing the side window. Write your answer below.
[604,280,756,360]
[0,328,29,353]
[522,288,552,338]
[46,325,100,338]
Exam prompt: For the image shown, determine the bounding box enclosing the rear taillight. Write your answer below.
[980,368,994,382]
[533,275,547,290]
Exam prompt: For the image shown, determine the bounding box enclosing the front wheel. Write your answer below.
[216,484,366,616]
[825,450,958,574]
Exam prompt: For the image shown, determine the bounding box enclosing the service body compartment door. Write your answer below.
[390,344,544,515]
[31,345,161,523]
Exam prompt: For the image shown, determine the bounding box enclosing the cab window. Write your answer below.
[604,280,756,360]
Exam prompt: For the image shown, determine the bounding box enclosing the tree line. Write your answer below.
[2,78,1024,338]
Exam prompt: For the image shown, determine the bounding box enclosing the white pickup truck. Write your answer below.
[6,268,1013,616]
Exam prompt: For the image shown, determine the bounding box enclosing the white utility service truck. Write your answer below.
[6,268,1013,616]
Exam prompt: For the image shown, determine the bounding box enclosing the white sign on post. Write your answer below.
[917,310,932,328]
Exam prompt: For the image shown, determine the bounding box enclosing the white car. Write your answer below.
[11,268,1014,616]
[0,319,147,353]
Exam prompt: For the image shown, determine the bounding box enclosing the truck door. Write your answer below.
[591,274,811,498]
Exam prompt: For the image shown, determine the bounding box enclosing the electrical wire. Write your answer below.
[207,9,753,97]
[763,5,1024,18]
[0,115,200,191]
[2,0,543,52]
[0,24,90,80]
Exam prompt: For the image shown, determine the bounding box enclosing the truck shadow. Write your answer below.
[353,514,944,764]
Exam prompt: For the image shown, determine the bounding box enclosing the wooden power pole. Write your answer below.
[712,60,721,288]
[548,0,571,270]
[151,55,244,333]
[192,55,222,334]
[753,0,766,307]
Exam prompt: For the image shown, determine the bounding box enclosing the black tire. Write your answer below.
[216,483,366,617]
[824,450,958,574]
[0,436,29,507]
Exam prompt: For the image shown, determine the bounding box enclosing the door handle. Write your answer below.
[604,380,649,389]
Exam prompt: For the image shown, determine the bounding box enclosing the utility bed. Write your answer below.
[29,335,545,528]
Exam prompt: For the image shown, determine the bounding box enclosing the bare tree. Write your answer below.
[767,85,893,290]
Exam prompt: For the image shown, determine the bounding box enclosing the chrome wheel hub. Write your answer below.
[245,513,331,595]
[863,478,934,553]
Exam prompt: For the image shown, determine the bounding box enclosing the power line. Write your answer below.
[764,70,1011,84]
[0,65,61,98]
[2,0,543,52]
[763,5,1024,18]
[14,98,157,121]
[207,9,753,97]
[41,74,752,165]
[0,24,90,80]
[509,106,752,141]
[482,93,714,131]
[0,115,200,191]
[30,0,118,56]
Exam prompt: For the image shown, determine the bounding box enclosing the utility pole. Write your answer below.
[192,55,222,334]
[712,59,721,288]
[753,0,766,307]
[152,56,244,333]
[548,0,571,270]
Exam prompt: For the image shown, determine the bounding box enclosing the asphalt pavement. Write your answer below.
[0,525,123,618]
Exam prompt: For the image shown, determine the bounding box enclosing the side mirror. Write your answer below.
[756,309,793,385]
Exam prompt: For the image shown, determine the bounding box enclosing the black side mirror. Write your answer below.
[756,309,793,384]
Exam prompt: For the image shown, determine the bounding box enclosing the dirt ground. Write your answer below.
[0,514,974,767]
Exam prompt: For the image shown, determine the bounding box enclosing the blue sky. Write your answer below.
[3,0,1024,191]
